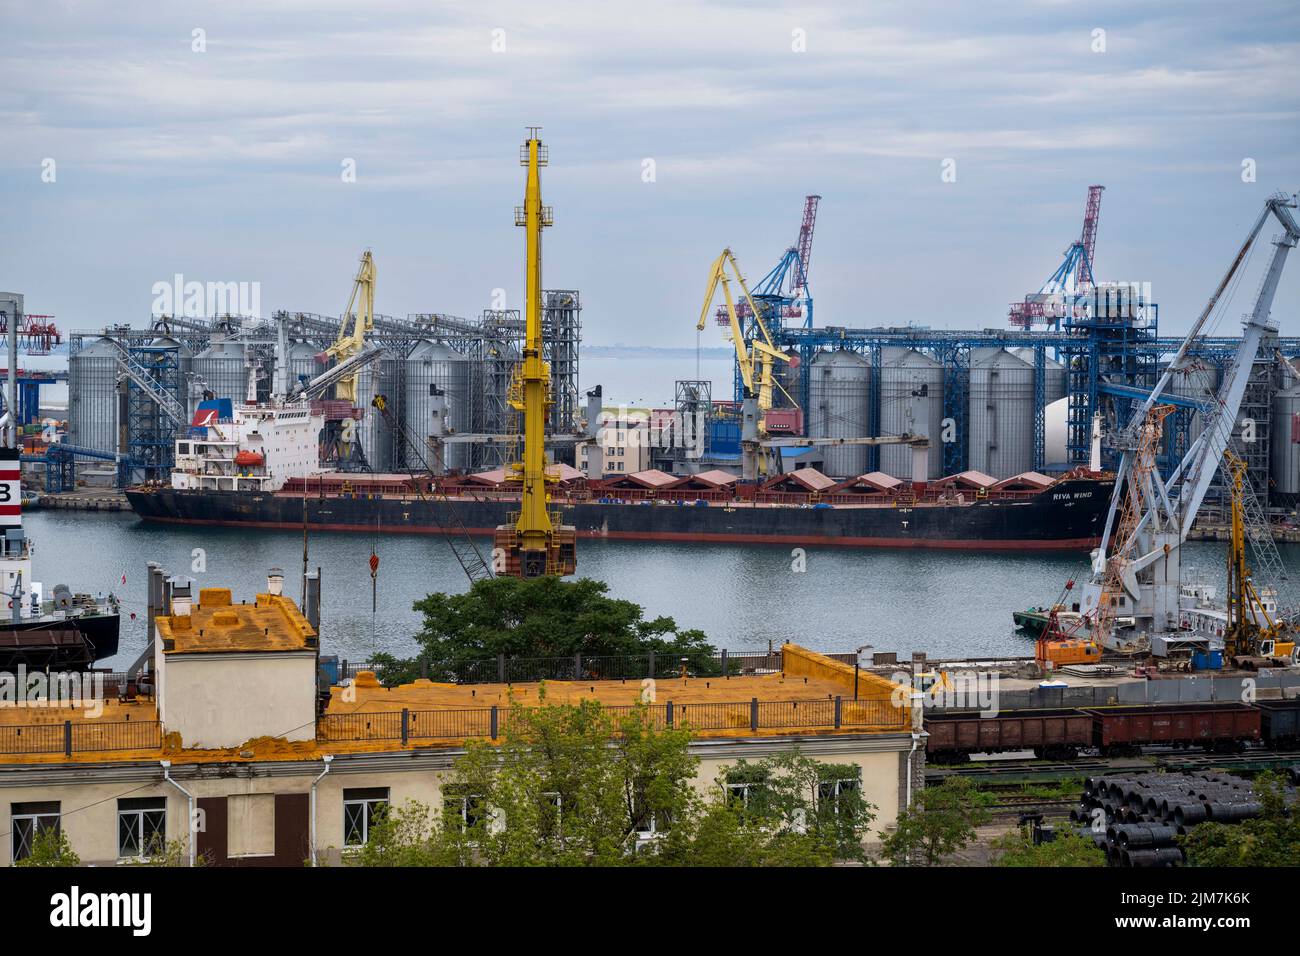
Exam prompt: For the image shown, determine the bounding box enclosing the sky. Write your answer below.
[2,0,1299,349]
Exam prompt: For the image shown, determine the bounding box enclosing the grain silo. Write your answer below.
[67,337,121,453]
[404,340,471,472]
[191,339,248,405]
[1272,375,1300,508]
[1164,357,1218,462]
[879,347,944,480]
[808,349,871,478]
[1010,348,1066,403]
[968,348,1035,478]
[285,341,322,396]
[352,356,398,472]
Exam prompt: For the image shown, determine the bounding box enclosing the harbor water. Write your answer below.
[26,510,1300,671]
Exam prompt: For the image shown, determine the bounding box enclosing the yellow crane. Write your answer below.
[327,250,376,404]
[492,129,576,578]
[1223,450,1297,667]
[697,248,796,478]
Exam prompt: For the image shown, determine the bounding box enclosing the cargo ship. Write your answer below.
[1,448,120,668]
[124,400,1114,551]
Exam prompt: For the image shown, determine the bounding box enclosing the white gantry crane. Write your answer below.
[1078,192,1300,649]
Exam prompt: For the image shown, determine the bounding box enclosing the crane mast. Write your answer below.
[1079,193,1300,647]
[328,250,375,404]
[493,130,576,578]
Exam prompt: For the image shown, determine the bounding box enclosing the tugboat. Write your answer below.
[0,448,121,669]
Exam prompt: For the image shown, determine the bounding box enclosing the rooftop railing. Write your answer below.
[338,649,861,686]
[319,696,907,746]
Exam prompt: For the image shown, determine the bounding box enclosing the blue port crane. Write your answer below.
[715,195,821,404]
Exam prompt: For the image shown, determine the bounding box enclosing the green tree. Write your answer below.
[1179,772,1300,867]
[371,577,714,684]
[994,827,1106,867]
[656,752,877,866]
[15,827,80,867]
[881,777,991,866]
[119,837,207,867]
[347,697,877,867]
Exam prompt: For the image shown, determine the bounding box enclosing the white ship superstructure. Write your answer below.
[172,401,326,493]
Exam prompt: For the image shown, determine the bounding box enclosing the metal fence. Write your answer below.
[0,720,163,757]
[319,695,908,746]
[338,649,862,685]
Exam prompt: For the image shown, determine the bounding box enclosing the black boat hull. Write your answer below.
[126,478,1112,552]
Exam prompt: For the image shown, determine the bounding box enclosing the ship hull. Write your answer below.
[126,478,1112,552]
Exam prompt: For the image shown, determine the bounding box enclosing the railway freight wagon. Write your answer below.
[925,709,1093,762]
[1084,704,1261,756]
[1257,699,1300,748]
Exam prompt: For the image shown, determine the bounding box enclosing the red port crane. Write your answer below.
[1008,185,1105,330]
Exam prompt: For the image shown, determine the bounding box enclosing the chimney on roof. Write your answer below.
[168,575,194,617]
[267,567,285,596]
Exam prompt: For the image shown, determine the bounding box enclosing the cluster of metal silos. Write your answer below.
[878,348,945,480]
[808,350,871,478]
[967,348,1036,478]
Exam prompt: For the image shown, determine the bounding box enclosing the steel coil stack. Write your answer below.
[1067,771,1286,866]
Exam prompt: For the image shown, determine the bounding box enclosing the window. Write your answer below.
[539,791,562,837]
[343,788,389,846]
[442,789,487,833]
[118,797,167,860]
[723,781,769,813]
[11,801,60,863]
[817,778,860,817]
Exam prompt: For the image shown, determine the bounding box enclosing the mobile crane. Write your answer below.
[492,130,577,578]
[1223,450,1297,668]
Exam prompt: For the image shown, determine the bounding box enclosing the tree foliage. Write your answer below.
[881,777,991,866]
[15,827,80,867]
[993,827,1106,867]
[371,577,714,684]
[1179,772,1300,867]
[347,695,876,866]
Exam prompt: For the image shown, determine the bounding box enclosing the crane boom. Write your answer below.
[1076,185,1104,288]
[1080,192,1300,645]
[698,248,797,479]
[327,250,375,404]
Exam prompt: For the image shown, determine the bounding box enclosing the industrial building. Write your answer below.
[55,295,583,489]
[0,572,918,866]
[30,186,1300,521]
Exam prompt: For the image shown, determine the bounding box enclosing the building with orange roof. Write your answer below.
[0,570,920,867]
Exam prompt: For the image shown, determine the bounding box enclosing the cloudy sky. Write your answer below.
[3,0,1298,348]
